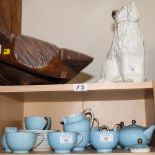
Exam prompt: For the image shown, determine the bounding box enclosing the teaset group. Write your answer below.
[1,108,155,153]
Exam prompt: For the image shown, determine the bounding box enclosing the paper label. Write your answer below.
[60,135,73,144]
[74,84,88,92]
[100,134,113,142]
[129,65,137,72]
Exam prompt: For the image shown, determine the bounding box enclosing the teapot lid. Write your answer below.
[127,120,145,129]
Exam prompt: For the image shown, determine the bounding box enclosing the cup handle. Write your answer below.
[32,133,44,150]
[83,108,94,129]
[92,117,99,128]
[72,133,83,150]
[99,125,110,131]
[42,117,48,130]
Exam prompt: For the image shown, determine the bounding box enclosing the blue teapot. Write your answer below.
[62,108,94,132]
[118,120,155,150]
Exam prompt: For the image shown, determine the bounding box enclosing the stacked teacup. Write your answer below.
[1,116,52,153]
[22,116,52,151]
[61,108,94,152]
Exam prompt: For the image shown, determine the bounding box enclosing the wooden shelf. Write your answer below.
[0,81,154,155]
[0,81,152,93]
[0,147,155,155]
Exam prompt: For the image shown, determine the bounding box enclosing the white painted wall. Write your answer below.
[22,0,155,83]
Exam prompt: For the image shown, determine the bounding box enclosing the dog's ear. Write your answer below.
[127,2,139,22]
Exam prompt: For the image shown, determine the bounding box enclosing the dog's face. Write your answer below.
[112,2,139,23]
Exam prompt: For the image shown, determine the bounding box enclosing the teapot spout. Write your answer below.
[144,125,155,141]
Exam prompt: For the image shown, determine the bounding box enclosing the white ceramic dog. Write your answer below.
[99,2,146,83]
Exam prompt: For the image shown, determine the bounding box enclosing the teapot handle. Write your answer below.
[119,121,125,128]
[83,108,94,129]
[113,124,121,131]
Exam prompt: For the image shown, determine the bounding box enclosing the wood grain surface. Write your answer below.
[0,0,22,35]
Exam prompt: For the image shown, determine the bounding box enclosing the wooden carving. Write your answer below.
[0,28,93,85]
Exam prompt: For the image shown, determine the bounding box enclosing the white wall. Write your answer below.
[22,0,155,83]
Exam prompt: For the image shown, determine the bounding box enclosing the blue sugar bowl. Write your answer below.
[90,130,118,152]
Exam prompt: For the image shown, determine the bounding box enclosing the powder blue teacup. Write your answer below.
[90,130,118,152]
[62,108,94,125]
[64,118,91,132]
[25,116,51,130]
[2,127,17,152]
[48,131,83,153]
[6,131,44,153]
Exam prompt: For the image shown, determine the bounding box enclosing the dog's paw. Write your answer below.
[123,77,146,83]
[123,79,134,83]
